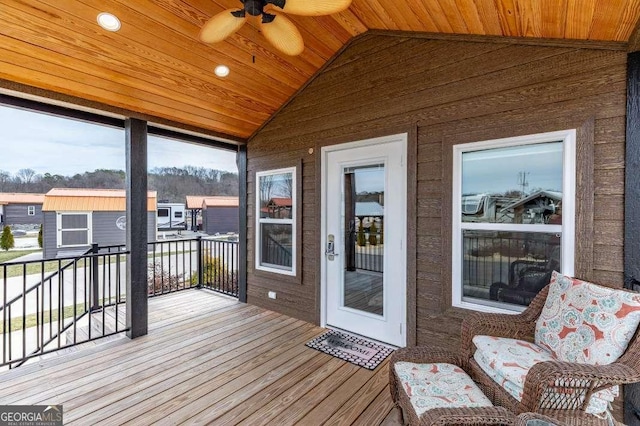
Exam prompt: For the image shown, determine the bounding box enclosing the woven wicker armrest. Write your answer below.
[390,347,463,367]
[519,360,640,412]
[418,406,515,425]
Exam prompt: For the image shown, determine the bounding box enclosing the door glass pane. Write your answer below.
[343,164,384,315]
[462,229,561,307]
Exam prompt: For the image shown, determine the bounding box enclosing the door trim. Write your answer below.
[320,133,408,346]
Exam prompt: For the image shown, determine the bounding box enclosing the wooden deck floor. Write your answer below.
[0,290,401,425]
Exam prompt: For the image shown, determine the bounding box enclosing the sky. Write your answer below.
[0,105,238,176]
[462,142,563,195]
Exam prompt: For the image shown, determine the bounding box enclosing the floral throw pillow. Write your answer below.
[535,271,640,364]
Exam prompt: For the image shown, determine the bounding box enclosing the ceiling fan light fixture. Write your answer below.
[97,12,121,32]
[214,65,230,78]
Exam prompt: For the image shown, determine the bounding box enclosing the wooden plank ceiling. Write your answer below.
[1,0,639,141]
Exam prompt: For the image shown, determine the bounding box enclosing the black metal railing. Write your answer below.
[147,237,238,298]
[347,230,384,273]
[0,236,239,369]
[1,245,128,369]
[199,238,238,297]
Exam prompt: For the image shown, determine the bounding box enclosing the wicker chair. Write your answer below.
[389,349,517,425]
[514,412,565,425]
[462,283,640,426]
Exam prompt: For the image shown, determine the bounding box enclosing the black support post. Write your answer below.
[237,145,248,303]
[125,118,148,339]
[625,51,640,426]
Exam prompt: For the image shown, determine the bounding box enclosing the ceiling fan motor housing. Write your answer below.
[243,0,287,16]
[244,0,264,16]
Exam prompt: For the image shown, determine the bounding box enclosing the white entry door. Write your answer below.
[322,134,407,347]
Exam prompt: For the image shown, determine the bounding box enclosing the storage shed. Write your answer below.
[0,193,45,228]
[201,196,239,235]
[42,188,157,259]
[185,195,207,231]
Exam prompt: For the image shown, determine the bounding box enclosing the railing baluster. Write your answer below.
[3,265,7,366]
[73,260,77,345]
[22,265,26,362]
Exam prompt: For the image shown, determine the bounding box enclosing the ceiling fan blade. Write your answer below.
[274,0,352,16]
[259,13,304,56]
[199,9,247,44]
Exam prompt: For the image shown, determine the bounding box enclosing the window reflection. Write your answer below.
[462,142,563,225]
[259,173,293,219]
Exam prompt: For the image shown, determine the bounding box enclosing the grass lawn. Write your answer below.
[0,249,40,264]
[0,302,87,334]
[1,258,84,279]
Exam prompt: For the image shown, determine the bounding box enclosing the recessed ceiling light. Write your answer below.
[214,65,230,78]
[97,12,121,32]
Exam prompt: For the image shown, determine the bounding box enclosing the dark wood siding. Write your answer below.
[247,34,627,343]
[203,206,239,235]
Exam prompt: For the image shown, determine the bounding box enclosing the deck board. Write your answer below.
[0,290,401,425]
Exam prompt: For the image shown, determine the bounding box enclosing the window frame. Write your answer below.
[255,167,297,276]
[451,129,576,314]
[56,212,92,248]
[27,205,35,216]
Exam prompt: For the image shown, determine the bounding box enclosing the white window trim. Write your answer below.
[255,167,296,276]
[452,129,576,314]
[27,206,35,216]
[56,212,93,248]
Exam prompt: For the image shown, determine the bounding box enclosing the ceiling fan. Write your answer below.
[199,0,352,56]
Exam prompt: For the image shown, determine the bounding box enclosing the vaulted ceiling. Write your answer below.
[1,1,639,142]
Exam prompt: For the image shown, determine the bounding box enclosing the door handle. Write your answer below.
[326,234,339,259]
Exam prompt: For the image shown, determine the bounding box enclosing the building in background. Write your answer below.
[42,188,157,258]
[202,196,239,235]
[0,193,45,228]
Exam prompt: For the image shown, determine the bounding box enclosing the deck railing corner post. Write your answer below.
[197,236,203,289]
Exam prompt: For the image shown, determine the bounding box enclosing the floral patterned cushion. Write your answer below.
[394,362,492,417]
[535,271,640,365]
[473,335,617,414]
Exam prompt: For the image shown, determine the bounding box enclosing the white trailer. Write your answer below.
[157,203,186,231]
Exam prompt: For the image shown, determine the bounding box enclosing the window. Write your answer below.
[256,167,296,275]
[27,206,35,216]
[174,211,183,218]
[157,209,169,217]
[452,130,575,313]
[57,212,92,247]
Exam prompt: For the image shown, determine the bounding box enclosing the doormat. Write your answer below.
[305,329,394,370]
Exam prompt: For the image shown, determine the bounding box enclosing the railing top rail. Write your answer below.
[1,249,130,267]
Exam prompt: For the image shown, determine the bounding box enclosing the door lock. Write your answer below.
[326,234,339,260]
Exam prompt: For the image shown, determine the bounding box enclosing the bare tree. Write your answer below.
[17,168,37,185]
[0,171,10,191]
